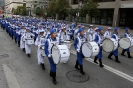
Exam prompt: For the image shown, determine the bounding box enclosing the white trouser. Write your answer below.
[37,46,44,65]
[88,34,93,42]
[25,42,31,54]
[20,40,25,49]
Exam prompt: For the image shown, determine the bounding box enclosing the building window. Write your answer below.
[73,0,79,4]
[91,9,114,25]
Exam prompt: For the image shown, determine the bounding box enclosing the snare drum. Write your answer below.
[40,46,46,56]
[51,45,70,64]
[26,39,34,45]
[102,38,118,52]
[63,40,72,49]
[119,37,133,49]
[81,42,99,58]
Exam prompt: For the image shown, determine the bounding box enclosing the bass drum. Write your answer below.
[51,45,70,64]
[81,42,99,58]
[102,38,118,53]
[119,37,133,49]
[63,40,72,49]
[26,39,34,45]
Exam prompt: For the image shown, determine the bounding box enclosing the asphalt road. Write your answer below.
[0,26,133,88]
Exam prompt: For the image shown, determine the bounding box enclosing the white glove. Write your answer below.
[100,44,103,46]
[77,49,80,52]
[48,54,51,58]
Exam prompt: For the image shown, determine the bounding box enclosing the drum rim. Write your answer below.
[119,37,131,49]
[51,45,61,65]
[102,38,116,53]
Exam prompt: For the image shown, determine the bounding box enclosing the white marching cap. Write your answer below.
[39,29,44,33]
[90,25,93,26]
[94,27,98,30]
[107,27,111,29]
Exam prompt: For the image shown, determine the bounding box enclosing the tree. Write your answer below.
[55,0,71,20]
[47,0,57,19]
[79,0,99,17]
[68,8,79,17]
[68,8,79,21]
[34,7,45,16]
[12,6,27,16]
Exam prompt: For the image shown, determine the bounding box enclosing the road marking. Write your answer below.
[70,50,133,83]
[2,64,21,88]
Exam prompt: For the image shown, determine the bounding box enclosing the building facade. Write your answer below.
[4,0,25,14]
[25,0,51,16]
[68,0,133,27]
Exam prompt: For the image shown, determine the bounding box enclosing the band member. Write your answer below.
[121,28,132,58]
[68,24,75,40]
[59,27,69,44]
[87,25,94,42]
[104,27,112,38]
[23,27,34,57]
[45,29,59,84]
[82,26,87,40]
[45,26,51,39]
[74,28,86,75]
[35,29,46,70]
[18,25,26,47]
[108,27,121,63]
[93,27,98,41]
[20,25,26,52]
[93,27,104,67]
[74,25,81,39]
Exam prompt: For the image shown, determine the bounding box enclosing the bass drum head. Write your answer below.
[58,45,70,63]
[51,46,60,64]
[82,42,92,58]
[102,38,114,53]
[119,38,130,49]
[90,42,99,57]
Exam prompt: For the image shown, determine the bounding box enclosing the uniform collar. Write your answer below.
[51,37,56,41]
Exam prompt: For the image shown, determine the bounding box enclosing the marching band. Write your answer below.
[0,17,133,85]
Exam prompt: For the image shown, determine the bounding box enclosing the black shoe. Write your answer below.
[115,56,121,63]
[53,78,57,84]
[75,60,80,70]
[115,60,121,63]
[128,56,132,58]
[80,65,85,75]
[108,53,113,59]
[94,61,98,64]
[94,56,98,64]
[121,49,126,56]
[99,64,104,68]
[52,72,57,84]
[23,48,25,52]
[28,54,30,57]
[75,66,80,70]
[127,52,132,58]
[41,63,45,70]
[80,70,85,75]
[99,59,104,68]
[18,41,20,47]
